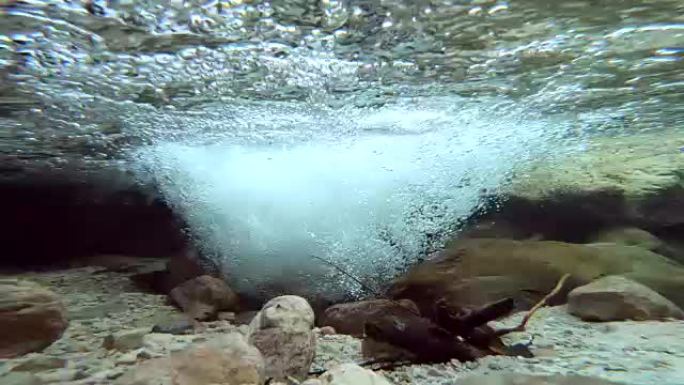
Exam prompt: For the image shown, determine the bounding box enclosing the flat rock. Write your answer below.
[567,275,684,321]
[321,299,419,336]
[169,275,239,320]
[249,295,316,381]
[0,279,68,358]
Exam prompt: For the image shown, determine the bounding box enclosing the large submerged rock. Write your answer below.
[0,279,68,358]
[568,275,684,321]
[389,238,684,316]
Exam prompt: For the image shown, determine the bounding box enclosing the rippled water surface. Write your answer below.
[2,0,683,294]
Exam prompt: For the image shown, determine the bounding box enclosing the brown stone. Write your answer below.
[169,275,239,320]
[0,279,68,358]
[320,299,419,336]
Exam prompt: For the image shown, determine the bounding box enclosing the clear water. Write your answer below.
[2,0,683,295]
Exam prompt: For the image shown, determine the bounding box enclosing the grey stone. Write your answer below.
[568,275,684,321]
[249,295,316,381]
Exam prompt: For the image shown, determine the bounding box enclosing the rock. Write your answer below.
[321,299,419,336]
[11,354,66,371]
[567,275,684,321]
[103,328,150,351]
[151,316,194,334]
[0,372,42,385]
[319,363,394,385]
[167,249,218,289]
[590,227,663,250]
[0,279,68,358]
[449,219,537,243]
[68,299,128,320]
[115,351,139,365]
[389,239,684,317]
[235,310,259,325]
[172,334,264,385]
[35,368,86,383]
[116,333,265,385]
[455,373,622,384]
[361,337,416,362]
[131,249,221,294]
[114,357,173,385]
[319,326,336,335]
[302,380,323,385]
[590,226,684,263]
[249,295,316,381]
[217,311,236,322]
[76,254,166,273]
[169,275,239,320]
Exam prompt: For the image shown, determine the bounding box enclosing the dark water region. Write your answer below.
[2,0,684,384]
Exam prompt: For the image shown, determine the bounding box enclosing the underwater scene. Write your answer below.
[1,0,683,384]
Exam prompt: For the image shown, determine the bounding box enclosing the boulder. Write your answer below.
[0,279,68,358]
[455,373,622,384]
[169,275,239,320]
[321,299,419,336]
[116,333,265,385]
[318,363,394,385]
[568,275,684,321]
[249,295,316,381]
[389,239,684,317]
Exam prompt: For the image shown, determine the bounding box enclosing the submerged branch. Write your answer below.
[494,273,571,337]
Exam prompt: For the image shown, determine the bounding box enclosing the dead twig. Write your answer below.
[494,273,571,337]
[311,255,382,297]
